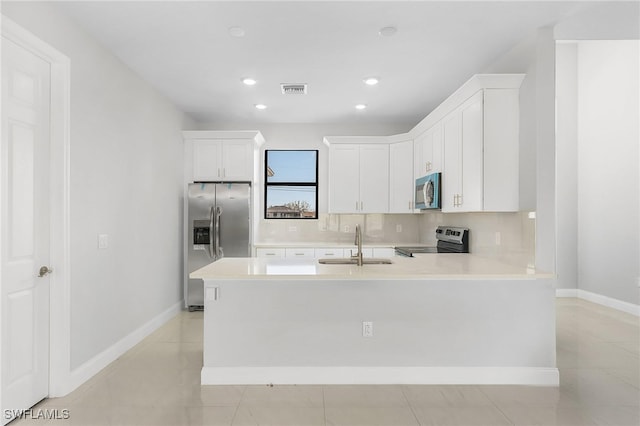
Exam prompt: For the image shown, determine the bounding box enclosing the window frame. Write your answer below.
[264,149,319,220]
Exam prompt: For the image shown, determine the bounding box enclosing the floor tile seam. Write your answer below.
[229,385,248,426]
[322,383,327,426]
[400,384,438,426]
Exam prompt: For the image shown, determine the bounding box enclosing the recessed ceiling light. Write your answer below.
[242,78,257,86]
[228,26,245,37]
[379,26,397,37]
[255,104,267,110]
[355,104,367,110]
[363,77,379,86]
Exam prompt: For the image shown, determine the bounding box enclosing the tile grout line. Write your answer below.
[400,385,423,426]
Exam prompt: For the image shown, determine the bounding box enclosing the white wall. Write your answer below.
[2,2,193,370]
[576,41,639,305]
[555,42,579,290]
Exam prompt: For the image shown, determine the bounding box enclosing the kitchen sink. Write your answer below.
[318,258,393,265]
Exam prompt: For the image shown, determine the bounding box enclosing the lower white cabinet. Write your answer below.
[314,248,346,258]
[285,248,315,259]
[256,248,286,258]
[256,246,394,259]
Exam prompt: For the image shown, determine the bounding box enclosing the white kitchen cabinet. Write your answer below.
[285,248,315,259]
[314,248,346,258]
[414,123,443,178]
[442,88,520,212]
[442,91,484,212]
[389,140,415,213]
[183,131,264,183]
[192,139,253,181]
[327,143,389,213]
[256,248,286,258]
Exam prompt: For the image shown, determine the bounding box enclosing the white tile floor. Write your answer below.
[14,298,639,425]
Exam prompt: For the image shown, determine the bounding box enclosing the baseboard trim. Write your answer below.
[201,366,559,386]
[556,289,639,316]
[66,301,182,394]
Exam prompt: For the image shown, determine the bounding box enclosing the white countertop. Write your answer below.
[190,254,553,281]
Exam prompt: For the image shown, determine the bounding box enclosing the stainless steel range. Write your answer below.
[395,226,469,256]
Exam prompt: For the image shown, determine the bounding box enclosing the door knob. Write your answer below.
[38,266,53,277]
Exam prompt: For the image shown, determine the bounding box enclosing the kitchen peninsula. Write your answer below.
[191,254,558,386]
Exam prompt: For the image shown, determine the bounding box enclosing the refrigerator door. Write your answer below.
[186,183,216,309]
[215,183,251,258]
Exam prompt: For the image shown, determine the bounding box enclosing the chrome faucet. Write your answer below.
[352,224,364,266]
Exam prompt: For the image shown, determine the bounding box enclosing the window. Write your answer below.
[265,150,318,219]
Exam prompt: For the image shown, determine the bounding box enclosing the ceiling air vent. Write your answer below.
[281,84,307,95]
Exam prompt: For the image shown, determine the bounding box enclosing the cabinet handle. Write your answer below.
[355,201,359,211]
[217,168,221,178]
[409,201,411,210]
[223,168,226,178]
[360,201,363,210]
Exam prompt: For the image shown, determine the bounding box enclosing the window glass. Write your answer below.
[265,150,318,219]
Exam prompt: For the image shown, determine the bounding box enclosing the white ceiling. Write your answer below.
[56,1,599,126]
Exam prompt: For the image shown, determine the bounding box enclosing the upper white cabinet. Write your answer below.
[183,131,264,182]
[442,91,484,212]
[389,140,415,213]
[441,88,520,212]
[414,123,443,178]
[325,139,389,213]
[324,75,524,214]
[192,139,252,181]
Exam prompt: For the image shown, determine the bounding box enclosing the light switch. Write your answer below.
[98,234,109,249]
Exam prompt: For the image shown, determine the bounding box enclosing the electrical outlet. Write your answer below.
[362,321,373,337]
[288,226,297,232]
[495,232,501,246]
[396,224,402,233]
[98,234,109,249]
[343,225,351,233]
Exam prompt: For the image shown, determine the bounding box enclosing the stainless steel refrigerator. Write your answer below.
[185,182,251,310]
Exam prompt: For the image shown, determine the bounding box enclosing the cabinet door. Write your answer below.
[285,248,315,258]
[389,140,414,213]
[328,144,360,213]
[256,248,285,258]
[359,144,389,213]
[442,110,462,212]
[221,140,253,181]
[431,123,444,173]
[460,91,484,211]
[193,140,223,181]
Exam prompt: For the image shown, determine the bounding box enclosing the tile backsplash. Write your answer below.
[257,214,421,245]
[256,211,536,268]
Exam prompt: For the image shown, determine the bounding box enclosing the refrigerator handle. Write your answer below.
[215,206,222,259]
[208,206,216,259]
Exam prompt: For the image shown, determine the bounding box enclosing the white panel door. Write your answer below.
[442,110,462,212]
[1,38,51,420]
[328,144,359,213]
[221,140,252,181]
[359,144,389,213]
[192,140,222,181]
[460,91,484,212]
[389,140,414,213]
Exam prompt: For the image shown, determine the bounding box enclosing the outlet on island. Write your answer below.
[362,321,373,337]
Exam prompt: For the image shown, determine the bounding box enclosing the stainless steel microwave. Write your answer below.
[415,173,441,210]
